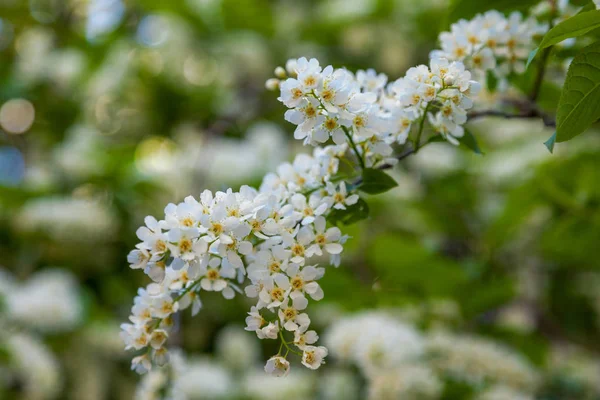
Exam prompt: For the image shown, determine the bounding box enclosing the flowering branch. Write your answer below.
[121,3,560,385]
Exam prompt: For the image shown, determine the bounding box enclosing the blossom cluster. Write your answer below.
[121,144,355,376]
[324,310,540,399]
[0,268,83,333]
[271,56,480,149]
[122,49,483,376]
[431,11,546,78]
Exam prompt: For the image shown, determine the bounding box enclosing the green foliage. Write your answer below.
[544,132,557,153]
[368,235,469,299]
[459,129,484,155]
[328,198,370,226]
[555,41,600,142]
[538,10,600,50]
[359,168,398,194]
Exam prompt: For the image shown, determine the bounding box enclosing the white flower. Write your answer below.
[258,321,280,340]
[356,68,388,93]
[284,264,324,301]
[264,356,291,377]
[132,354,153,374]
[199,257,236,299]
[301,345,328,370]
[6,269,83,332]
[294,328,319,349]
[278,296,310,332]
[327,182,359,210]
[6,333,62,399]
[128,248,150,270]
[306,216,344,258]
[245,306,266,332]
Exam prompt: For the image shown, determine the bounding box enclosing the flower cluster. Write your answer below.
[123,54,482,377]
[431,11,546,78]
[324,310,541,399]
[426,331,539,392]
[121,144,353,375]
[271,56,480,150]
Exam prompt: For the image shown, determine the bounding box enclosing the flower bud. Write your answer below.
[265,78,280,91]
[274,66,287,79]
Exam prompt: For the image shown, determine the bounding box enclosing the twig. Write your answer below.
[467,109,556,127]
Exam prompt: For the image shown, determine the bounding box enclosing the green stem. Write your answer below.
[278,330,302,356]
[530,0,557,102]
[413,103,431,152]
[342,125,365,170]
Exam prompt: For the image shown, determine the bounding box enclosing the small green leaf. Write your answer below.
[426,135,446,144]
[359,168,398,194]
[544,132,557,153]
[327,198,369,225]
[538,10,600,49]
[555,41,600,143]
[525,48,538,70]
[459,129,484,155]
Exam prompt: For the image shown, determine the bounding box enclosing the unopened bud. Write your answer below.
[285,59,298,77]
[265,78,280,91]
[274,66,286,79]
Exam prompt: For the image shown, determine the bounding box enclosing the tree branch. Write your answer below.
[467,108,556,127]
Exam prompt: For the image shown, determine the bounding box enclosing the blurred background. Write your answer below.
[1,0,600,399]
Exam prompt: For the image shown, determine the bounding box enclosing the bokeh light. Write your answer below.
[0,99,35,134]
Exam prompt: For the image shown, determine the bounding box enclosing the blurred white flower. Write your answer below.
[318,368,360,400]
[6,269,83,332]
[53,125,105,179]
[265,356,291,377]
[5,333,62,400]
[475,385,534,400]
[175,358,235,399]
[16,196,118,243]
[367,364,442,400]
[243,368,316,400]
[324,311,424,376]
[426,331,539,392]
[215,325,260,370]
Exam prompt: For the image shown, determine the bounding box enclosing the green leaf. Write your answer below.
[327,198,370,226]
[426,135,446,144]
[538,10,600,50]
[555,41,600,143]
[459,129,484,155]
[525,48,538,70]
[359,168,398,194]
[544,132,557,153]
[446,0,539,26]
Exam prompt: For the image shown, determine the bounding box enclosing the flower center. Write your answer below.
[291,244,305,257]
[304,76,316,87]
[315,234,326,245]
[269,262,281,273]
[291,276,304,290]
[283,307,297,320]
[304,351,315,364]
[210,222,224,236]
[321,89,334,101]
[206,269,220,280]
[155,240,167,252]
[270,287,284,301]
[179,238,192,253]
[324,118,337,131]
